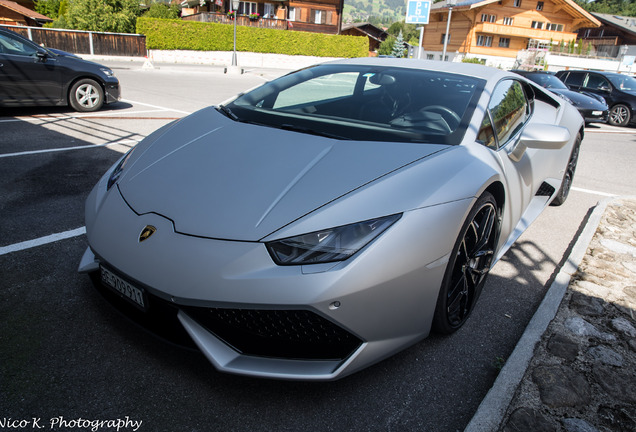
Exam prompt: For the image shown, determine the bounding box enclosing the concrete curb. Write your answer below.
[464,197,611,432]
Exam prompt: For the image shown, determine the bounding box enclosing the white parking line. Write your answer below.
[0,227,86,256]
[121,99,192,115]
[0,139,139,158]
[571,186,618,197]
[0,109,171,123]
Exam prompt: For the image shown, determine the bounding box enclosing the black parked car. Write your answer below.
[0,27,120,112]
[555,69,636,127]
[512,70,608,125]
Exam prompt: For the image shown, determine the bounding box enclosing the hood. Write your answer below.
[550,89,608,109]
[118,107,448,241]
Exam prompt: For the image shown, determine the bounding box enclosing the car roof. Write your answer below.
[559,69,622,77]
[323,57,510,82]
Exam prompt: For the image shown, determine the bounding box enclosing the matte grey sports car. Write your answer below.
[79,58,584,380]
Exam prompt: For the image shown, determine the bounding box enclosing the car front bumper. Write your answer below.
[80,178,470,380]
[579,108,608,124]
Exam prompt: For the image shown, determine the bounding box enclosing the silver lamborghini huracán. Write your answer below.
[79,58,584,380]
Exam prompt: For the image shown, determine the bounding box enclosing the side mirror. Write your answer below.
[598,86,611,92]
[36,50,48,61]
[508,124,571,162]
[520,124,570,149]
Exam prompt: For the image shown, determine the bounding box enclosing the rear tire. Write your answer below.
[551,133,581,207]
[69,79,104,112]
[432,192,500,334]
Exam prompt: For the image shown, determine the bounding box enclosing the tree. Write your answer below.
[34,0,61,19]
[574,0,636,16]
[142,3,180,19]
[62,0,141,33]
[391,30,406,58]
[378,35,396,56]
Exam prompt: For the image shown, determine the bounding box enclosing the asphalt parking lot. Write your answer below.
[1,61,636,432]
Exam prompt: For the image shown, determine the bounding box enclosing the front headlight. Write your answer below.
[556,93,575,106]
[100,67,115,77]
[266,214,401,265]
[107,149,134,190]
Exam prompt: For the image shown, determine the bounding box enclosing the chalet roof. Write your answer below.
[431,0,600,28]
[341,22,387,41]
[0,0,52,22]
[592,13,636,38]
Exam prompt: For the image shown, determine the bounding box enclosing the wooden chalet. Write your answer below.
[577,13,636,58]
[0,0,51,27]
[182,0,344,34]
[423,0,600,62]
[340,22,388,54]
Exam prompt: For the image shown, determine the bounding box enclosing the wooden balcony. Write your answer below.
[474,22,576,42]
[183,12,288,30]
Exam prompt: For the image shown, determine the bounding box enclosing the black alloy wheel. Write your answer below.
[551,133,581,207]
[433,192,500,334]
[608,104,631,127]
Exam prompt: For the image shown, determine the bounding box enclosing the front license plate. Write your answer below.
[101,266,147,310]
[592,111,603,116]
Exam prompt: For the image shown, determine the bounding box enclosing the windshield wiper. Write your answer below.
[280,124,349,140]
[217,105,239,121]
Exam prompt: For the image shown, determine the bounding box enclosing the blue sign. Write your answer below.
[405,0,431,24]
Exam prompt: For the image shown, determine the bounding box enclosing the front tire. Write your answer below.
[550,133,581,206]
[432,192,500,334]
[608,104,631,127]
[69,79,104,112]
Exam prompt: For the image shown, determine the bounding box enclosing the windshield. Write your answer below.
[222,64,485,145]
[607,74,636,91]
[524,73,568,90]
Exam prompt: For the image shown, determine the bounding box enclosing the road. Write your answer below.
[1,61,635,432]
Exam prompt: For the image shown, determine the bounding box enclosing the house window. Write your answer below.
[514,0,521,7]
[481,13,488,22]
[426,54,434,60]
[288,6,296,21]
[546,23,564,31]
[499,37,510,48]
[531,21,544,29]
[536,1,543,10]
[441,34,450,44]
[503,17,514,25]
[263,3,275,18]
[476,35,493,47]
[238,1,257,14]
[313,9,325,24]
[481,14,496,22]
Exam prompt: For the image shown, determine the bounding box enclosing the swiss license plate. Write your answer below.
[101,266,147,310]
[592,110,603,116]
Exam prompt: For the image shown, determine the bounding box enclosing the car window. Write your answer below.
[562,72,585,87]
[477,112,496,149]
[479,80,529,149]
[273,72,358,109]
[227,64,485,145]
[0,32,38,56]
[584,74,610,90]
[607,74,636,91]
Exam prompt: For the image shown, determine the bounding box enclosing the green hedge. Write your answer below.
[136,17,368,58]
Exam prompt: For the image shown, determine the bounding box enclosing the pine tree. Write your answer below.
[391,30,406,58]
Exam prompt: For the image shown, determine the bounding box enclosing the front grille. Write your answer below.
[182,307,363,361]
[536,182,556,197]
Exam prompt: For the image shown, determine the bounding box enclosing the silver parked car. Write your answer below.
[79,59,584,380]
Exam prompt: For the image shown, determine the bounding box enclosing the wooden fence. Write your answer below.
[0,25,146,57]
